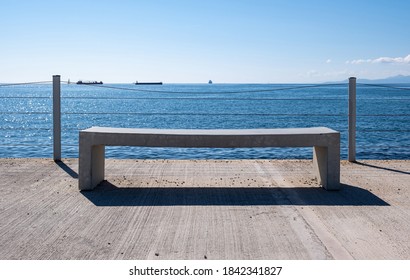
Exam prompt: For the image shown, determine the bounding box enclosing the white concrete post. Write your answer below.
[53,75,61,161]
[348,77,356,162]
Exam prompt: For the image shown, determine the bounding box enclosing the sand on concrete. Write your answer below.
[0,158,409,260]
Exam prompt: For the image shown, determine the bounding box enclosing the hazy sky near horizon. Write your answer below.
[1,0,410,83]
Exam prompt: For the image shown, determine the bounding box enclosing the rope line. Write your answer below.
[0,144,53,147]
[4,128,409,133]
[1,96,410,103]
[63,96,346,101]
[1,111,410,117]
[358,83,410,91]
[357,114,410,117]
[358,146,410,149]
[0,112,52,115]
[2,95,410,101]
[357,129,410,133]
[0,95,348,101]
[0,127,52,131]
[0,96,51,99]
[1,144,409,149]
[2,96,410,102]
[0,80,408,93]
[1,127,351,132]
[0,81,52,87]
[70,81,347,94]
[63,112,348,116]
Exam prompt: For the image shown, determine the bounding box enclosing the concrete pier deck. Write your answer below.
[0,158,409,260]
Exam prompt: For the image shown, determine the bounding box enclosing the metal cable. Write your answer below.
[2,95,410,101]
[0,81,52,87]
[1,111,409,117]
[63,96,346,101]
[0,144,52,147]
[357,129,410,132]
[0,112,51,114]
[0,96,51,99]
[358,145,410,149]
[58,112,348,116]
[1,111,408,117]
[0,127,51,131]
[357,114,410,117]
[358,83,410,91]
[70,81,347,94]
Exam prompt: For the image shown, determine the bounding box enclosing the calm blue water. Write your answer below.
[0,83,409,159]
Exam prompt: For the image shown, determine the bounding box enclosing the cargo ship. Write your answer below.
[135,81,162,85]
[77,80,103,85]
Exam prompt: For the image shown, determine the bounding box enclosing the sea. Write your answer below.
[0,83,409,160]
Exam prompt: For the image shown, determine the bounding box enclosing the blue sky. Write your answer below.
[1,0,410,83]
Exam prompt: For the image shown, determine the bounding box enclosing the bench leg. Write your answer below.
[327,143,340,190]
[79,134,105,190]
[313,146,328,188]
[313,145,340,190]
[91,145,105,189]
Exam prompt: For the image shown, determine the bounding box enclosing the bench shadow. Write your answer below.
[81,181,389,207]
[55,160,78,179]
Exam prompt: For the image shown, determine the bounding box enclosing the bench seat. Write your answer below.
[79,127,340,191]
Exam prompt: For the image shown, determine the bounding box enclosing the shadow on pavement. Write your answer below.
[82,181,389,207]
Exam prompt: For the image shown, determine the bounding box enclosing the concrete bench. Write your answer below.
[78,126,340,191]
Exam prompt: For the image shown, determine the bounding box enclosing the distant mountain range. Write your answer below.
[343,75,410,84]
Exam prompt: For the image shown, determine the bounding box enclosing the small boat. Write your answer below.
[208,80,213,84]
[77,80,103,85]
[135,81,163,85]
